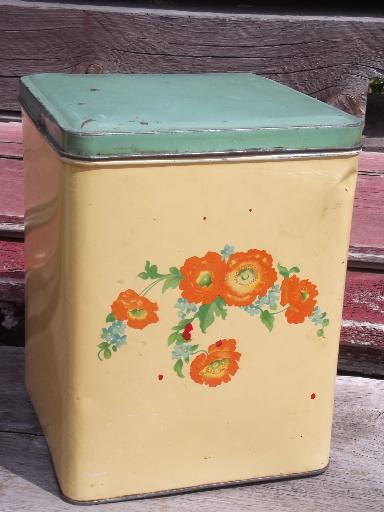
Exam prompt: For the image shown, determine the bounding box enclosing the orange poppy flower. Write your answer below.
[190,339,241,387]
[111,289,159,329]
[221,249,277,306]
[179,251,226,304]
[280,275,318,324]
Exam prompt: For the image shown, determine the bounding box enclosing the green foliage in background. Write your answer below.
[369,78,384,95]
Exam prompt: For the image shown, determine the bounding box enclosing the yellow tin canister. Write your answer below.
[21,73,363,503]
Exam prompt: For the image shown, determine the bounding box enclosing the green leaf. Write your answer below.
[104,348,112,359]
[260,310,274,332]
[277,263,290,278]
[317,328,324,337]
[322,318,330,327]
[172,319,193,331]
[289,266,300,274]
[142,261,162,279]
[112,345,117,352]
[169,267,182,277]
[97,342,110,350]
[167,332,183,346]
[162,274,182,293]
[173,359,184,378]
[197,297,227,334]
[147,264,160,279]
[190,344,199,352]
[105,312,116,323]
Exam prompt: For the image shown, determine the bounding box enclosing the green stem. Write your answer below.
[272,306,289,315]
[140,277,165,296]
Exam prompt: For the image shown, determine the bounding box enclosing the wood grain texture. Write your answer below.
[338,345,384,378]
[0,347,383,511]
[0,121,23,158]
[339,270,384,377]
[0,259,382,377]
[0,240,24,345]
[1,1,384,115]
[349,153,384,268]
[1,121,384,262]
[341,270,384,350]
[0,158,24,236]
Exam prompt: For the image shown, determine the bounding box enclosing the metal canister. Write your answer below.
[21,73,363,503]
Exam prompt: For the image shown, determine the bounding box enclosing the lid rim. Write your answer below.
[20,72,364,158]
[27,113,361,162]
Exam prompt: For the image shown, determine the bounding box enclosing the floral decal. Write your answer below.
[98,247,329,387]
[179,251,226,304]
[221,249,277,306]
[190,339,241,387]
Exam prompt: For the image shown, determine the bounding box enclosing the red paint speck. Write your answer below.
[158,374,164,381]
[216,340,223,347]
[311,393,316,400]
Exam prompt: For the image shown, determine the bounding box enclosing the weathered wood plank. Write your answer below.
[349,154,384,268]
[0,348,382,511]
[341,270,384,351]
[339,270,384,377]
[0,346,39,434]
[338,345,384,378]
[0,238,24,346]
[0,240,24,303]
[358,151,384,174]
[1,1,384,115]
[0,262,383,378]
[0,158,23,236]
[0,120,23,158]
[1,121,384,263]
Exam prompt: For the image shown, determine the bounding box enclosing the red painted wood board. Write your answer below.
[341,270,384,351]
[0,238,382,375]
[0,237,382,338]
[0,158,24,235]
[350,152,384,269]
[349,174,384,268]
[359,151,384,174]
[0,239,24,304]
[0,122,383,268]
[0,121,23,158]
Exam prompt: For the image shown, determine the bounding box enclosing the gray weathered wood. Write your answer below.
[1,1,384,115]
[0,347,383,511]
[338,345,384,378]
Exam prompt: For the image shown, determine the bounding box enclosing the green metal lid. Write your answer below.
[20,73,363,160]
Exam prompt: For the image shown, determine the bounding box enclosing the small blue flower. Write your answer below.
[310,306,325,326]
[101,321,128,348]
[241,284,281,315]
[220,244,235,260]
[174,298,198,319]
[171,343,195,361]
[241,302,261,316]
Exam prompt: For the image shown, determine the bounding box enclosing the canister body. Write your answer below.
[24,113,358,502]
